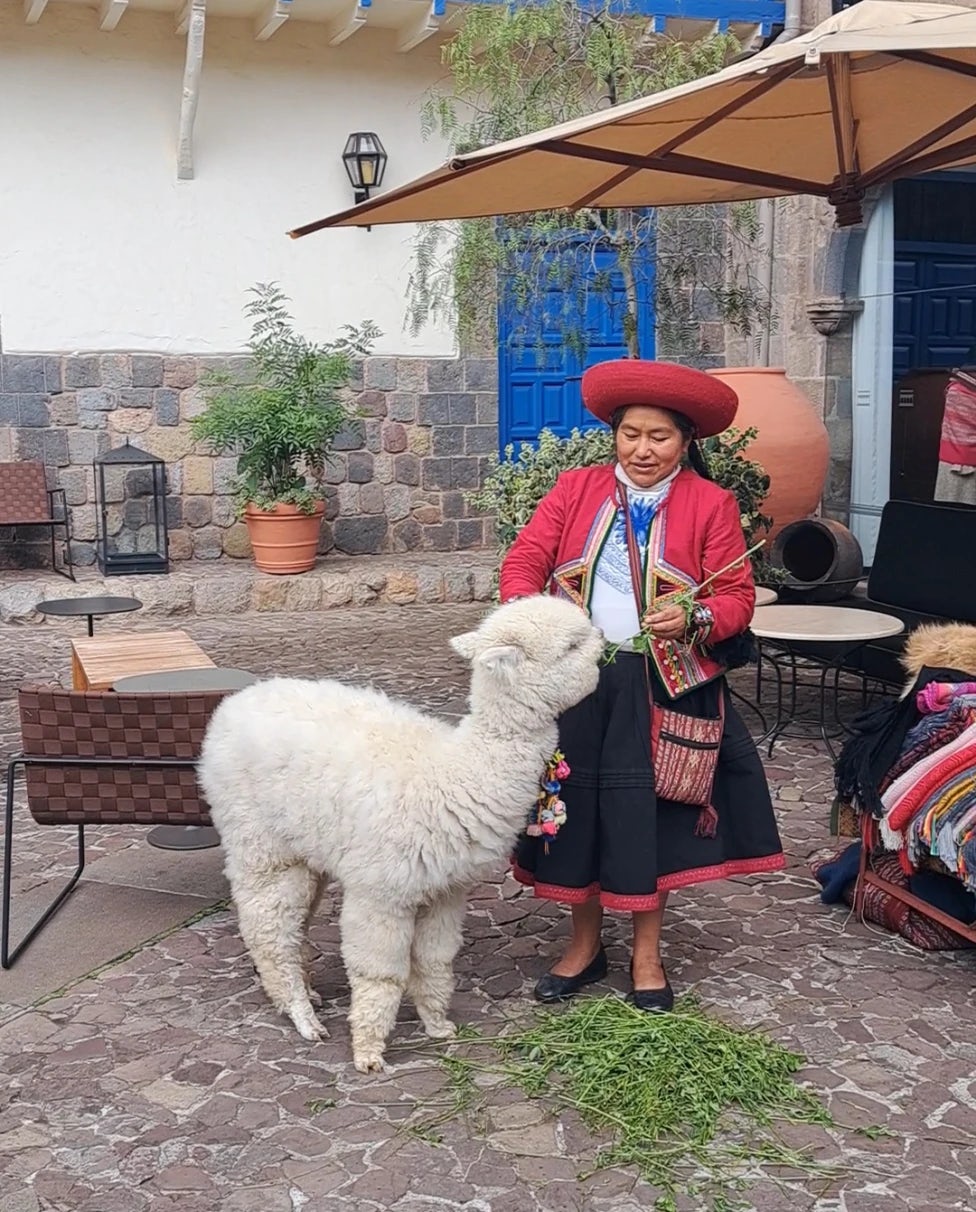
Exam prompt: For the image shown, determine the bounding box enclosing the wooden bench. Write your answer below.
[1,685,227,969]
[0,461,74,580]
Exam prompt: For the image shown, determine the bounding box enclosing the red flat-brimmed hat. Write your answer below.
[581,359,738,438]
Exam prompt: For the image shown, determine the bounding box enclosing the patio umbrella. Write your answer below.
[290,0,976,236]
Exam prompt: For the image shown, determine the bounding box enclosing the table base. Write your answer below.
[147,825,221,851]
[756,641,878,760]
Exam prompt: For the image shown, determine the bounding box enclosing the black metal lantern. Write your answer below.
[342,132,388,204]
[93,440,169,576]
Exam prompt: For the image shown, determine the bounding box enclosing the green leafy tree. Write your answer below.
[406,0,772,360]
[191,283,380,514]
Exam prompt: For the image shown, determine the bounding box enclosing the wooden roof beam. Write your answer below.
[177,0,206,181]
[397,0,444,54]
[327,0,371,47]
[255,0,291,40]
[99,0,128,30]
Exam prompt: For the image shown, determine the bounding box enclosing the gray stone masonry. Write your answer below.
[0,353,500,568]
[0,552,497,622]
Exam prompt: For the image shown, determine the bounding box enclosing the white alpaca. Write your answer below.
[197,595,603,1073]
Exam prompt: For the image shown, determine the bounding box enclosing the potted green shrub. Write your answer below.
[192,283,380,574]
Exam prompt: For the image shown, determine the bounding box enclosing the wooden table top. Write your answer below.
[71,630,215,691]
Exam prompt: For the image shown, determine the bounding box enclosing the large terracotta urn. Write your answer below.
[707,367,830,540]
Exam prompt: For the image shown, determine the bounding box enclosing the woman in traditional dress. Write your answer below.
[500,359,784,1012]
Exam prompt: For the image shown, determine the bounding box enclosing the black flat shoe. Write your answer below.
[534,947,608,1003]
[627,963,675,1014]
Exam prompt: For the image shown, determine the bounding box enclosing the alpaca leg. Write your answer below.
[340,892,415,1074]
[302,873,329,1008]
[408,887,467,1040]
[233,864,325,1042]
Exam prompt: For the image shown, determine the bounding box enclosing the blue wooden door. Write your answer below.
[891,241,976,501]
[497,231,656,451]
[892,242,976,377]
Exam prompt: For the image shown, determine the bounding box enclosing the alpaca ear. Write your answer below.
[476,644,523,674]
[450,631,479,661]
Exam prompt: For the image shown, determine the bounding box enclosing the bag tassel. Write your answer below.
[695,804,719,839]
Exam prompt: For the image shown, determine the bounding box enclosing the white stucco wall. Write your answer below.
[0,6,453,356]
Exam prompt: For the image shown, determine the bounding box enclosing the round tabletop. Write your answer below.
[112,667,258,693]
[37,595,142,618]
[754,586,779,608]
[751,604,905,644]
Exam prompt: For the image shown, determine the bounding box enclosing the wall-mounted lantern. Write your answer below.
[342,132,388,205]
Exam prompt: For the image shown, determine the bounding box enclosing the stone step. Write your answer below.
[0,552,498,625]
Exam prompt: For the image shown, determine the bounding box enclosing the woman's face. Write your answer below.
[614,406,691,489]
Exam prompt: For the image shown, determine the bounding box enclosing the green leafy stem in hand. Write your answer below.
[603,541,765,664]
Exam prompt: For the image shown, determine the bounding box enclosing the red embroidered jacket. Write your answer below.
[499,464,755,698]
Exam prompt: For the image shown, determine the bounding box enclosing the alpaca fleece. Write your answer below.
[197,595,603,1073]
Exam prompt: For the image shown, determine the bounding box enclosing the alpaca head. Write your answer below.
[450,596,604,721]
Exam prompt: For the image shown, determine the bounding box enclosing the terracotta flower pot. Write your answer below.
[244,501,325,575]
[707,367,830,540]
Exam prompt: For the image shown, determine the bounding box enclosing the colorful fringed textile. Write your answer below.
[917,681,976,714]
[882,702,976,792]
[881,721,976,846]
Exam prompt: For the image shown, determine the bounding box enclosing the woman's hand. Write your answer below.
[641,604,687,641]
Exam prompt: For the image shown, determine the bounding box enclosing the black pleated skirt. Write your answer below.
[513,653,785,910]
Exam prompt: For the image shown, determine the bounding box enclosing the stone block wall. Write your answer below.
[0,351,499,568]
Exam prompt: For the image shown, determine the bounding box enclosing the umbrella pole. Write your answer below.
[757,198,776,367]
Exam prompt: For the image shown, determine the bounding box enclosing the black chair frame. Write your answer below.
[2,752,198,969]
[0,486,75,581]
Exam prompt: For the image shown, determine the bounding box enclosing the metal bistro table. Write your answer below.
[37,594,142,637]
[111,666,259,851]
[751,604,904,759]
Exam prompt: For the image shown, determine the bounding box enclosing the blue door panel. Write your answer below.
[893,242,976,374]
[498,228,656,451]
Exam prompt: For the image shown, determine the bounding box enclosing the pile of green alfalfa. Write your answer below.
[405,995,875,1212]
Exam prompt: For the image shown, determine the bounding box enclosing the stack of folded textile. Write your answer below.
[879,682,976,892]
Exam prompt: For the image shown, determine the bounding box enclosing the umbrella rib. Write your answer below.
[540,139,826,197]
[862,99,976,189]
[888,50,976,81]
[287,149,529,236]
[826,55,856,183]
[651,60,806,157]
[569,61,806,209]
[888,130,976,182]
[571,167,642,211]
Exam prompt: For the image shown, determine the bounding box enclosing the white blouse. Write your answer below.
[589,464,679,643]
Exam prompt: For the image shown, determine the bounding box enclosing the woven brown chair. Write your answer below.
[0,461,74,580]
[2,685,228,968]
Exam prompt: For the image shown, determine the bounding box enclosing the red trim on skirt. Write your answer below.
[511,851,786,911]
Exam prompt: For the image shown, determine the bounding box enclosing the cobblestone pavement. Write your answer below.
[1,608,975,1212]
